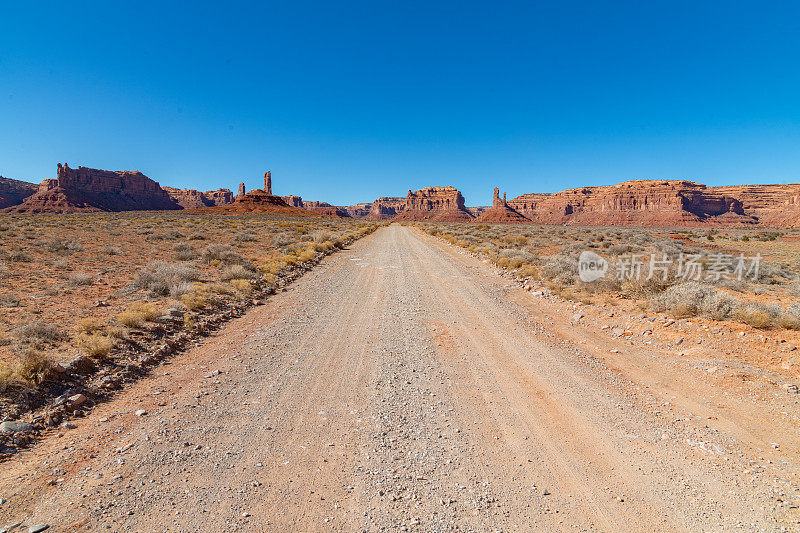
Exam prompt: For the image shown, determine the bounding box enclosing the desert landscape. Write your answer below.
[0,161,799,531]
[4,3,800,531]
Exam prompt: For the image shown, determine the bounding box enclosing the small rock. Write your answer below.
[782,384,799,394]
[135,409,147,417]
[67,394,87,407]
[542,489,550,496]
[59,422,76,429]
[0,421,34,434]
[28,525,50,533]
[610,349,619,354]
[572,313,583,322]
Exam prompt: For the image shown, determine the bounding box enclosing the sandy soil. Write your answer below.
[0,225,798,531]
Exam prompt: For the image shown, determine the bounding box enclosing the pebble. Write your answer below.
[28,525,50,533]
[135,409,148,417]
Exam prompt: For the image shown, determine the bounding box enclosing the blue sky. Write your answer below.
[1,1,799,206]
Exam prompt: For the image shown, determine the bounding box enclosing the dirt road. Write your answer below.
[1,225,798,531]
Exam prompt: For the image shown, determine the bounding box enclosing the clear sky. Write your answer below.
[1,1,799,206]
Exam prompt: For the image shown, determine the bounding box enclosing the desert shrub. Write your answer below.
[650,282,718,318]
[46,239,84,255]
[779,304,800,330]
[163,230,184,240]
[220,264,259,281]
[173,242,198,261]
[188,232,206,240]
[732,303,776,329]
[272,233,296,247]
[133,261,201,297]
[619,275,674,299]
[100,245,121,255]
[541,254,578,284]
[234,232,258,242]
[0,295,20,307]
[752,262,789,284]
[201,244,251,267]
[312,231,335,243]
[9,251,31,262]
[67,272,94,287]
[13,321,66,347]
[607,244,633,255]
[699,292,738,320]
[14,348,53,384]
[117,302,161,328]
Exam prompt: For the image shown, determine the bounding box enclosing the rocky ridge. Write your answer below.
[508,180,758,226]
[163,187,234,209]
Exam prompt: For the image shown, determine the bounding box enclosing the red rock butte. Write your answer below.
[393,186,474,222]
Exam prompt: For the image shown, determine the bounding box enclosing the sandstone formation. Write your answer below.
[278,195,350,217]
[281,195,304,208]
[302,201,351,218]
[710,184,800,227]
[163,187,234,209]
[367,197,406,220]
[0,176,38,209]
[475,187,530,223]
[237,183,246,199]
[394,186,474,222]
[4,163,179,213]
[345,203,373,218]
[264,171,272,195]
[225,171,308,214]
[507,180,756,227]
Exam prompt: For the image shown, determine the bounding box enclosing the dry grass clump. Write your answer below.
[13,348,54,385]
[117,302,161,328]
[180,286,210,311]
[77,332,116,358]
[78,317,104,334]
